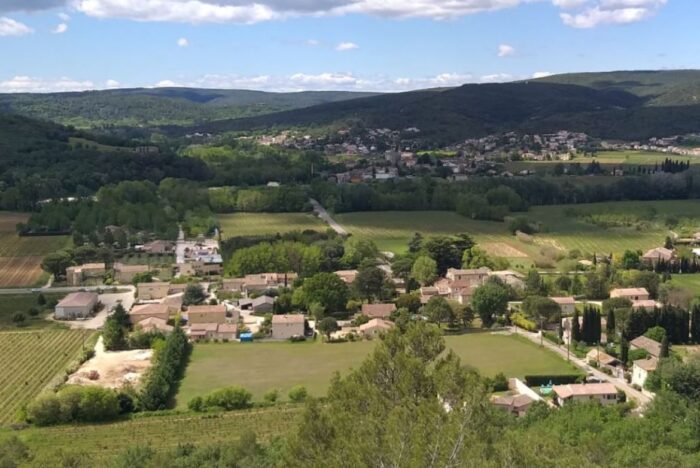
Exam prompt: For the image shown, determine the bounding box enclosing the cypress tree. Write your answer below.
[691,304,700,344]
[660,334,670,358]
[593,308,602,344]
[620,337,629,365]
[581,307,590,343]
[571,310,581,343]
[606,307,616,343]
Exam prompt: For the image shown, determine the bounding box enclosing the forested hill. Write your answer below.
[181,74,700,144]
[0,88,380,128]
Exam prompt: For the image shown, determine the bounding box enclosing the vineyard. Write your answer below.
[0,212,70,287]
[218,212,326,238]
[0,330,91,426]
[11,405,302,464]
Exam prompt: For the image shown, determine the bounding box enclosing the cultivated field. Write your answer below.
[335,200,700,263]
[0,330,91,426]
[505,150,700,173]
[5,405,301,464]
[176,332,576,407]
[219,212,327,238]
[0,212,70,287]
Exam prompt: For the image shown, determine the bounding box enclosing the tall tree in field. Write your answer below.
[422,296,454,328]
[354,260,387,301]
[471,282,509,328]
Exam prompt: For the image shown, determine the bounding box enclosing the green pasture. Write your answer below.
[218,212,327,238]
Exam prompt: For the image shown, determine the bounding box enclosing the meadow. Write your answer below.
[0,329,91,426]
[0,293,67,330]
[4,405,301,465]
[505,150,700,173]
[218,212,327,238]
[0,212,70,287]
[176,332,577,407]
[335,200,700,264]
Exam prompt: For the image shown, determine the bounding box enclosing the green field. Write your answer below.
[0,293,67,330]
[0,329,91,426]
[669,274,700,296]
[219,212,327,238]
[3,405,301,465]
[335,200,700,262]
[176,333,576,407]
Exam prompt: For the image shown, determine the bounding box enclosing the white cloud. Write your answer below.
[532,71,553,78]
[0,17,33,36]
[551,0,588,8]
[480,73,513,83]
[497,43,515,57]
[177,37,189,47]
[559,0,667,28]
[335,41,358,51]
[305,39,319,46]
[155,79,183,87]
[105,79,120,88]
[52,22,68,33]
[58,12,71,21]
[0,76,94,92]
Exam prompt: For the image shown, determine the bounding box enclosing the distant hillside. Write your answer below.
[0,88,380,128]
[534,70,700,105]
[181,70,700,144]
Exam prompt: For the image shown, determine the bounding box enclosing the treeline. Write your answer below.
[139,326,190,411]
[209,185,309,213]
[310,171,699,217]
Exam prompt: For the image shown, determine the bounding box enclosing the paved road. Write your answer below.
[513,326,652,408]
[0,285,134,295]
[309,198,348,236]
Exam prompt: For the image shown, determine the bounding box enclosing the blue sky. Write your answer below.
[0,0,696,92]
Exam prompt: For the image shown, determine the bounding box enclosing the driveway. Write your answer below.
[513,326,652,409]
[43,286,136,330]
[309,198,348,236]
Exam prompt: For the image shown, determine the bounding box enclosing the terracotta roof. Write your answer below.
[272,314,305,324]
[634,356,659,372]
[190,323,219,332]
[361,303,396,319]
[550,296,575,305]
[631,300,660,310]
[630,335,662,357]
[359,318,394,332]
[217,323,238,333]
[553,383,618,399]
[586,349,619,366]
[130,304,170,316]
[57,292,98,307]
[136,317,174,332]
[138,281,169,288]
[610,287,649,297]
[493,394,534,410]
[187,304,226,314]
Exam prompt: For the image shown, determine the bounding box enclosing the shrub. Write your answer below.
[27,386,120,426]
[510,313,537,332]
[203,387,253,411]
[263,389,279,403]
[188,396,204,412]
[26,395,61,426]
[524,374,583,386]
[28,307,40,317]
[491,372,509,392]
[288,386,308,403]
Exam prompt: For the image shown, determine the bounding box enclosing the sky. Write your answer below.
[0,0,697,93]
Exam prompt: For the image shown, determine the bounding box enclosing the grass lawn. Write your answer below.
[218,212,327,239]
[334,200,700,264]
[0,293,68,331]
[176,332,576,407]
[668,274,700,296]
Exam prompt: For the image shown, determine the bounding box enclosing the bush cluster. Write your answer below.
[27,386,120,426]
[139,326,190,411]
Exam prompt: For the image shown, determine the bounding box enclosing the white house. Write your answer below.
[54,292,99,320]
[632,357,658,388]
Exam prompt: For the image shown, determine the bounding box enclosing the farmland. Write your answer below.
[335,200,700,265]
[0,329,91,426]
[0,293,67,330]
[219,212,327,238]
[176,332,576,407]
[3,404,301,465]
[505,150,700,173]
[0,212,70,287]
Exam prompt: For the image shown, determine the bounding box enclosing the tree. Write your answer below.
[620,250,641,269]
[461,246,494,269]
[660,334,670,358]
[422,296,454,327]
[411,255,437,286]
[407,232,423,253]
[691,303,700,344]
[620,337,629,364]
[471,282,509,328]
[525,269,546,296]
[41,250,72,278]
[36,293,46,306]
[585,272,608,300]
[422,236,462,275]
[301,273,349,313]
[606,307,616,341]
[452,303,475,329]
[522,296,560,328]
[396,293,422,314]
[645,325,667,343]
[12,312,26,325]
[183,284,207,306]
[554,275,572,293]
[317,317,340,341]
[341,238,379,268]
[571,310,581,342]
[288,385,308,403]
[103,306,129,351]
[354,261,387,301]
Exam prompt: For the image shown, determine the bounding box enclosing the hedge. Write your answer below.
[139,326,190,411]
[511,312,537,332]
[524,374,583,386]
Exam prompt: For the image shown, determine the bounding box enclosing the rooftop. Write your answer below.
[57,292,98,308]
[553,383,618,399]
[634,356,659,372]
[187,304,226,314]
[361,303,397,318]
[272,314,305,324]
[130,304,170,316]
[630,335,662,357]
